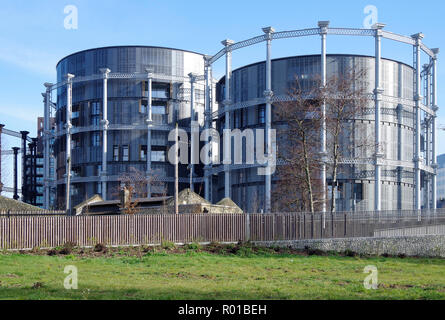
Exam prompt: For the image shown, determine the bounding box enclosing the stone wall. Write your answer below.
[254,235,445,258]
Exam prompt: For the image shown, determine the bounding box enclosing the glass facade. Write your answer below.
[55,46,205,207]
[216,54,417,212]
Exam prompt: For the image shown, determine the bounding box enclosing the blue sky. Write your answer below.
[0,0,444,190]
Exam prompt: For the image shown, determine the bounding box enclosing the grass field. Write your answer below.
[0,243,445,300]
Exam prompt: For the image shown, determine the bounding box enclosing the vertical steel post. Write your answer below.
[318,21,329,214]
[263,26,275,213]
[43,83,53,209]
[188,72,197,192]
[65,73,75,214]
[222,39,234,200]
[412,33,424,210]
[99,68,110,201]
[175,123,179,215]
[145,68,153,198]
[397,62,404,210]
[424,64,431,209]
[204,56,212,201]
[20,131,29,202]
[431,48,439,210]
[31,138,38,205]
[373,23,385,211]
[12,147,19,200]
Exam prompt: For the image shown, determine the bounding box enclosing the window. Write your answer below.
[242,109,247,127]
[122,145,129,161]
[113,146,120,161]
[152,85,169,99]
[91,132,101,147]
[140,145,147,161]
[258,105,265,124]
[96,182,102,195]
[91,115,100,126]
[91,101,101,115]
[152,104,166,115]
[139,100,147,114]
[91,102,101,126]
[151,150,165,162]
[354,183,363,201]
[234,111,240,128]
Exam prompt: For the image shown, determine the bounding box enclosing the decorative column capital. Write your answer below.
[318,21,330,34]
[65,73,75,82]
[221,39,235,51]
[263,90,274,103]
[145,67,154,79]
[99,68,111,78]
[411,33,424,44]
[65,122,72,132]
[100,119,109,129]
[373,88,384,100]
[414,155,424,164]
[204,55,212,67]
[262,26,275,40]
[414,94,423,102]
[432,48,440,60]
[188,72,198,83]
[375,152,385,165]
[372,23,386,36]
[44,82,53,92]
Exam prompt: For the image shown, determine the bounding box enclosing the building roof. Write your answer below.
[166,188,210,206]
[218,53,414,84]
[57,45,204,67]
[217,198,242,208]
[88,196,171,207]
[0,196,44,212]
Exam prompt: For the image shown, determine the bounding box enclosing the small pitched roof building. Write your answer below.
[76,189,243,215]
[0,195,45,213]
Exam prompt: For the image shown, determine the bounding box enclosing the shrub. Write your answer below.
[161,240,176,250]
[59,241,76,255]
[94,243,107,253]
[304,246,326,256]
[344,249,358,257]
[184,242,201,251]
[235,246,255,257]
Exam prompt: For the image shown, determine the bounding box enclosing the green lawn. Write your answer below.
[0,244,445,300]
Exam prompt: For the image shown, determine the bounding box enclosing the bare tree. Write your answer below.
[273,78,324,213]
[114,166,166,215]
[323,67,372,212]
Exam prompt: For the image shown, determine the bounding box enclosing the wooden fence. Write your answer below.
[1,210,445,250]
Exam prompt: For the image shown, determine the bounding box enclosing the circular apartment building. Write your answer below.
[54,46,205,207]
[215,54,420,212]
[43,22,438,213]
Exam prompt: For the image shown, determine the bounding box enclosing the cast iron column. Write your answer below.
[222,39,234,200]
[373,23,386,211]
[412,33,423,210]
[65,73,74,214]
[263,26,275,213]
[12,147,19,200]
[99,68,110,201]
[145,68,153,198]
